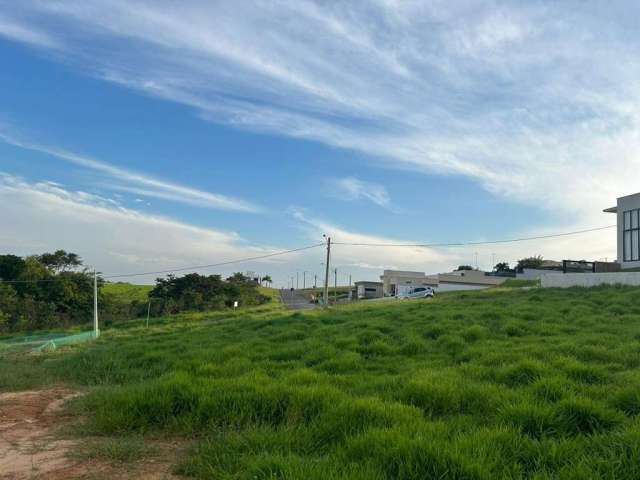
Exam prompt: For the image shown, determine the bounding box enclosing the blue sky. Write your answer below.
[0,1,629,285]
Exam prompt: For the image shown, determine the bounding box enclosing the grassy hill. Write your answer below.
[5,285,640,478]
[102,283,153,303]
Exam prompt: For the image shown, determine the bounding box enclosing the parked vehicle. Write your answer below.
[396,286,435,299]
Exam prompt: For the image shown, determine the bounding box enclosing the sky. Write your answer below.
[0,0,634,286]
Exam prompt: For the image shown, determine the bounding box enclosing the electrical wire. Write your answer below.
[102,243,326,279]
[0,224,617,284]
[0,243,325,284]
[332,225,616,248]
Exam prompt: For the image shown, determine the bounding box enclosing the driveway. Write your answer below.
[279,289,316,310]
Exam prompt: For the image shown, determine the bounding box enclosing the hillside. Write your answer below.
[102,283,153,303]
[5,286,640,478]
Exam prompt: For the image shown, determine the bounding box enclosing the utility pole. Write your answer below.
[314,274,317,289]
[93,269,99,338]
[303,271,306,289]
[474,252,479,270]
[146,300,151,328]
[323,235,331,306]
[296,271,299,289]
[334,268,338,303]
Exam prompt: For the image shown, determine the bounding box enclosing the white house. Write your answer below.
[437,270,507,292]
[378,269,507,296]
[380,270,438,297]
[604,192,640,269]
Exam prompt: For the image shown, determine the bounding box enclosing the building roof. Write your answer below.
[603,206,617,213]
[354,281,383,286]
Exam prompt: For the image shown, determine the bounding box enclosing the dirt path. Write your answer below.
[0,387,180,479]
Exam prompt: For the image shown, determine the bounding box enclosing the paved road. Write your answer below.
[279,289,317,310]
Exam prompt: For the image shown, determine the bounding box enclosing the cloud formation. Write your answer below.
[0,173,279,282]
[328,177,390,207]
[0,173,615,287]
[2,1,638,223]
[0,132,260,212]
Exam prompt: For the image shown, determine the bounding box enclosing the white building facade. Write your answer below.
[605,193,640,269]
[380,270,438,297]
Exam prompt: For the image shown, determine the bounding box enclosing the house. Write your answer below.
[380,270,438,297]
[515,260,563,280]
[354,281,383,299]
[605,193,640,269]
[436,270,507,292]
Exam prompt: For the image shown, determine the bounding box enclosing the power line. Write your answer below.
[0,243,325,284]
[0,225,617,284]
[102,243,325,279]
[332,225,616,248]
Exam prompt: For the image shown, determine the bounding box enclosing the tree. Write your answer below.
[457,265,474,271]
[517,256,544,271]
[262,275,272,287]
[37,250,82,273]
[494,262,511,273]
[0,255,26,280]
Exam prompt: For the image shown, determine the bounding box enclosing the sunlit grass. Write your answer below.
[8,285,640,478]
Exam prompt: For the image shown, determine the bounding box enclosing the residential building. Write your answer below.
[380,270,438,297]
[604,193,640,269]
[437,270,507,292]
[354,281,383,299]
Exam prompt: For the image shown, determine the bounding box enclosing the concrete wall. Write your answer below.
[436,283,490,292]
[515,268,556,280]
[541,272,640,288]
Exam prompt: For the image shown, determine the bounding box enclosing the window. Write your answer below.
[623,209,640,261]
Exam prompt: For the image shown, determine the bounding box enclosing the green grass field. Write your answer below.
[4,285,640,478]
[102,282,153,303]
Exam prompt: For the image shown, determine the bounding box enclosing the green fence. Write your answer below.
[0,330,99,354]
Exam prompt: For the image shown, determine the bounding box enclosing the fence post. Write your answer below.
[93,269,99,338]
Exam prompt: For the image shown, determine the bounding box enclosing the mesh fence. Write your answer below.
[0,330,98,354]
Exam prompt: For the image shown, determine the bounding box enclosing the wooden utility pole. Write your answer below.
[323,236,331,306]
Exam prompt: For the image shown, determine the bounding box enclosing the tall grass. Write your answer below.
[9,285,640,478]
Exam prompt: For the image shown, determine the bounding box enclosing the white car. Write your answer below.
[397,287,435,299]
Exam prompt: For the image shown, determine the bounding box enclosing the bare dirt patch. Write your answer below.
[0,387,181,479]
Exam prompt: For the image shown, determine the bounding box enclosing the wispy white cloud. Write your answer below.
[290,206,616,275]
[0,14,61,49]
[327,177,390,208]
[0,173,287,283]
[0,132,261,213]
[2,1,640,225]
[0,172,615,287]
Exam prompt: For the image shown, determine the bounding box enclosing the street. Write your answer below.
[279,289,316,310]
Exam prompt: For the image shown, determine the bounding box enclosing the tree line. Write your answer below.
[0,251,272,333]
